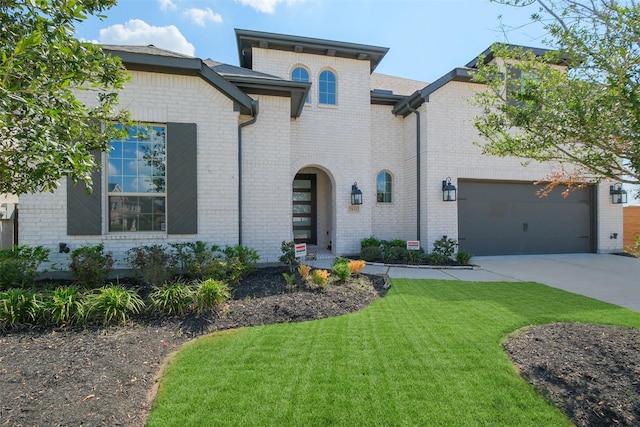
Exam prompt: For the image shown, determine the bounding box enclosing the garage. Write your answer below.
[457,180,595,256]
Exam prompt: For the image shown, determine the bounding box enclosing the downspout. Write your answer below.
[237,100,259,245]
[406,103,421,242]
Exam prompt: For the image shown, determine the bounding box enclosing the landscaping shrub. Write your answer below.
[456,250,473,266]
[331,262,351,281]
[298,264,311,280]
[69,244,113,287]
[311,269,330,287]
[149,281,194,316]
[348,260,366,275]
[171,242,223,280]
[432,235,458,260]
[406,249,426,265]
[194,279,230,312]
[384,239,406,248]
[360,236,382,249]
[0,288,43,326]
[46,286,85,326]
[0,245,50,290]
[125,245,178,286]
[426,252,447,265]
[85,285,145,325]
[223,245,259,283]
[282,272,297,292]
[360,246,382,262]
[384,246,407,264]
[279,241,299,272]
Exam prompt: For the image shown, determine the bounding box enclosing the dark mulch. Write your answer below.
[1,268,638,426]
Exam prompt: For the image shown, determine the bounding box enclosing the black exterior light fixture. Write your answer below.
[442,177,457,202]
[351,182,363,205]
[610,183,628,204]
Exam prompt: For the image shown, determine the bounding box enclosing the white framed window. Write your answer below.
[376,171,392,203]
[319,69,336,105]
[292,66,310,103]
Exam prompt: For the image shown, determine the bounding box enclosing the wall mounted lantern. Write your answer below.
[442,177,457,202]
[610,183,628,204]
[351,182,363,205]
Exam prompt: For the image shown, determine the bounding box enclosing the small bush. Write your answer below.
[348,260,366,275]
[125,245,178,286]
[432,235,458,259]
[0,245,50,290]
[171,242,223,280]
[384,246,407,264]
[149,281,194,316]
[224,245,259,283]
[332,262,351,281]
[85,285,145,325]
[282,272,297,292]
[194,279,230,312]
[406,249,426,265]
[384,239,406,248]
[360,236,382,249]
[311,269,330,287]
[69,244,113,287]
[279,241,299,272]
[427,252,447,265]
[46,286,85,326]
[360,246,382,262]
[0,288,44,326]
[456,250,473,266]
[298,264,311,280]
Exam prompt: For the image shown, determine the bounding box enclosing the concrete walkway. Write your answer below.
[308,253,640,312]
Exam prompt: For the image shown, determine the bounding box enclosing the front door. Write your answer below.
[293,174,317,244]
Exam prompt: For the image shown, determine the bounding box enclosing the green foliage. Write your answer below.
[0,0,130,194]
[223,245,259,283]
[432,235,458,259]
[384,246,407,264]
[406,249,426,265]
[149,281,194,316]
[282,272,297,292]
[125,245,178,286]
[331,262,351,281]
[360,236,382,249]
[69,244,113,287]
[426,253,447,266]
[85,285,144,325]
[45,286,85,326]
[360,246,382,262]
[384,239,406,248]
[171,242,224,280]
[310,269,330,287]
[0,245,50,290]
[279,241,299,272]
[456,250,473,266]
[472,1,640,190]
[0,288,43,326]
[194,279,230,312]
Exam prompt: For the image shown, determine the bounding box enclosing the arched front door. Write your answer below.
[292,173,317,244]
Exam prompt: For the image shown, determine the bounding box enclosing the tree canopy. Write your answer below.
[472,0,640,196]
[0,0,129,195]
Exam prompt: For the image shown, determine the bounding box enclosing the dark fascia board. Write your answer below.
[223,75,311,118]
[235,28,389,73]
[392,68,477,117]
[104,47,256,115]
[371,91,407,106]
[465,44,567,68]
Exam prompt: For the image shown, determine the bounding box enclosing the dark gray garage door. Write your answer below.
[457,180,595,256]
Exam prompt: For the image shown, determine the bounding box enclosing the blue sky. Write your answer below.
[76,0,548,83]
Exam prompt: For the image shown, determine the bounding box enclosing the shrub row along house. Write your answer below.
[16,29,624,267]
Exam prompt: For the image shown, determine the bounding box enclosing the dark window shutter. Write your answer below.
[67,151,102,235]
[167,122,197,234]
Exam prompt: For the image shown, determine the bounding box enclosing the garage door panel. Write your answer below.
[458,181,593,255]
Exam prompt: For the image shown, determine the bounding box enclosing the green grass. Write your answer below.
[146,280,640,426]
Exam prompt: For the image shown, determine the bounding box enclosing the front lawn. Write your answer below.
[147,279,640,426]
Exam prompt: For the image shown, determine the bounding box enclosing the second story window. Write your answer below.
[319,70,336,105]
[292,67,310,103]
[377,171,392,203]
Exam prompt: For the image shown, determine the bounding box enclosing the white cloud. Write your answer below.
[158,0,177,11]
[98,19,195,56]
[183,7,223,26]
[235,0,305,14]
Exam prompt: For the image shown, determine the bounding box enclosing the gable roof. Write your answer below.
[235,28,389,73]
[101,44,257,116]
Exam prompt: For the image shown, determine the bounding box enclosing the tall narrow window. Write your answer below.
[377,171,392,203]
[107,124,166,232]
[292,66,310,103]
[319,70,336,105]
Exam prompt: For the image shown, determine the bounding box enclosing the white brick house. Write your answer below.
[17,29,625,267]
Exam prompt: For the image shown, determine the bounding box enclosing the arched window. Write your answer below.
[291,66,310,103]
[377,171,392,203]
[318,70,336,105]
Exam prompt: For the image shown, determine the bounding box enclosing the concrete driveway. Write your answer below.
[374,253,640,312]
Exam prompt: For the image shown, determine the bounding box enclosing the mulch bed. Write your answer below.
[1,268,639,426]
